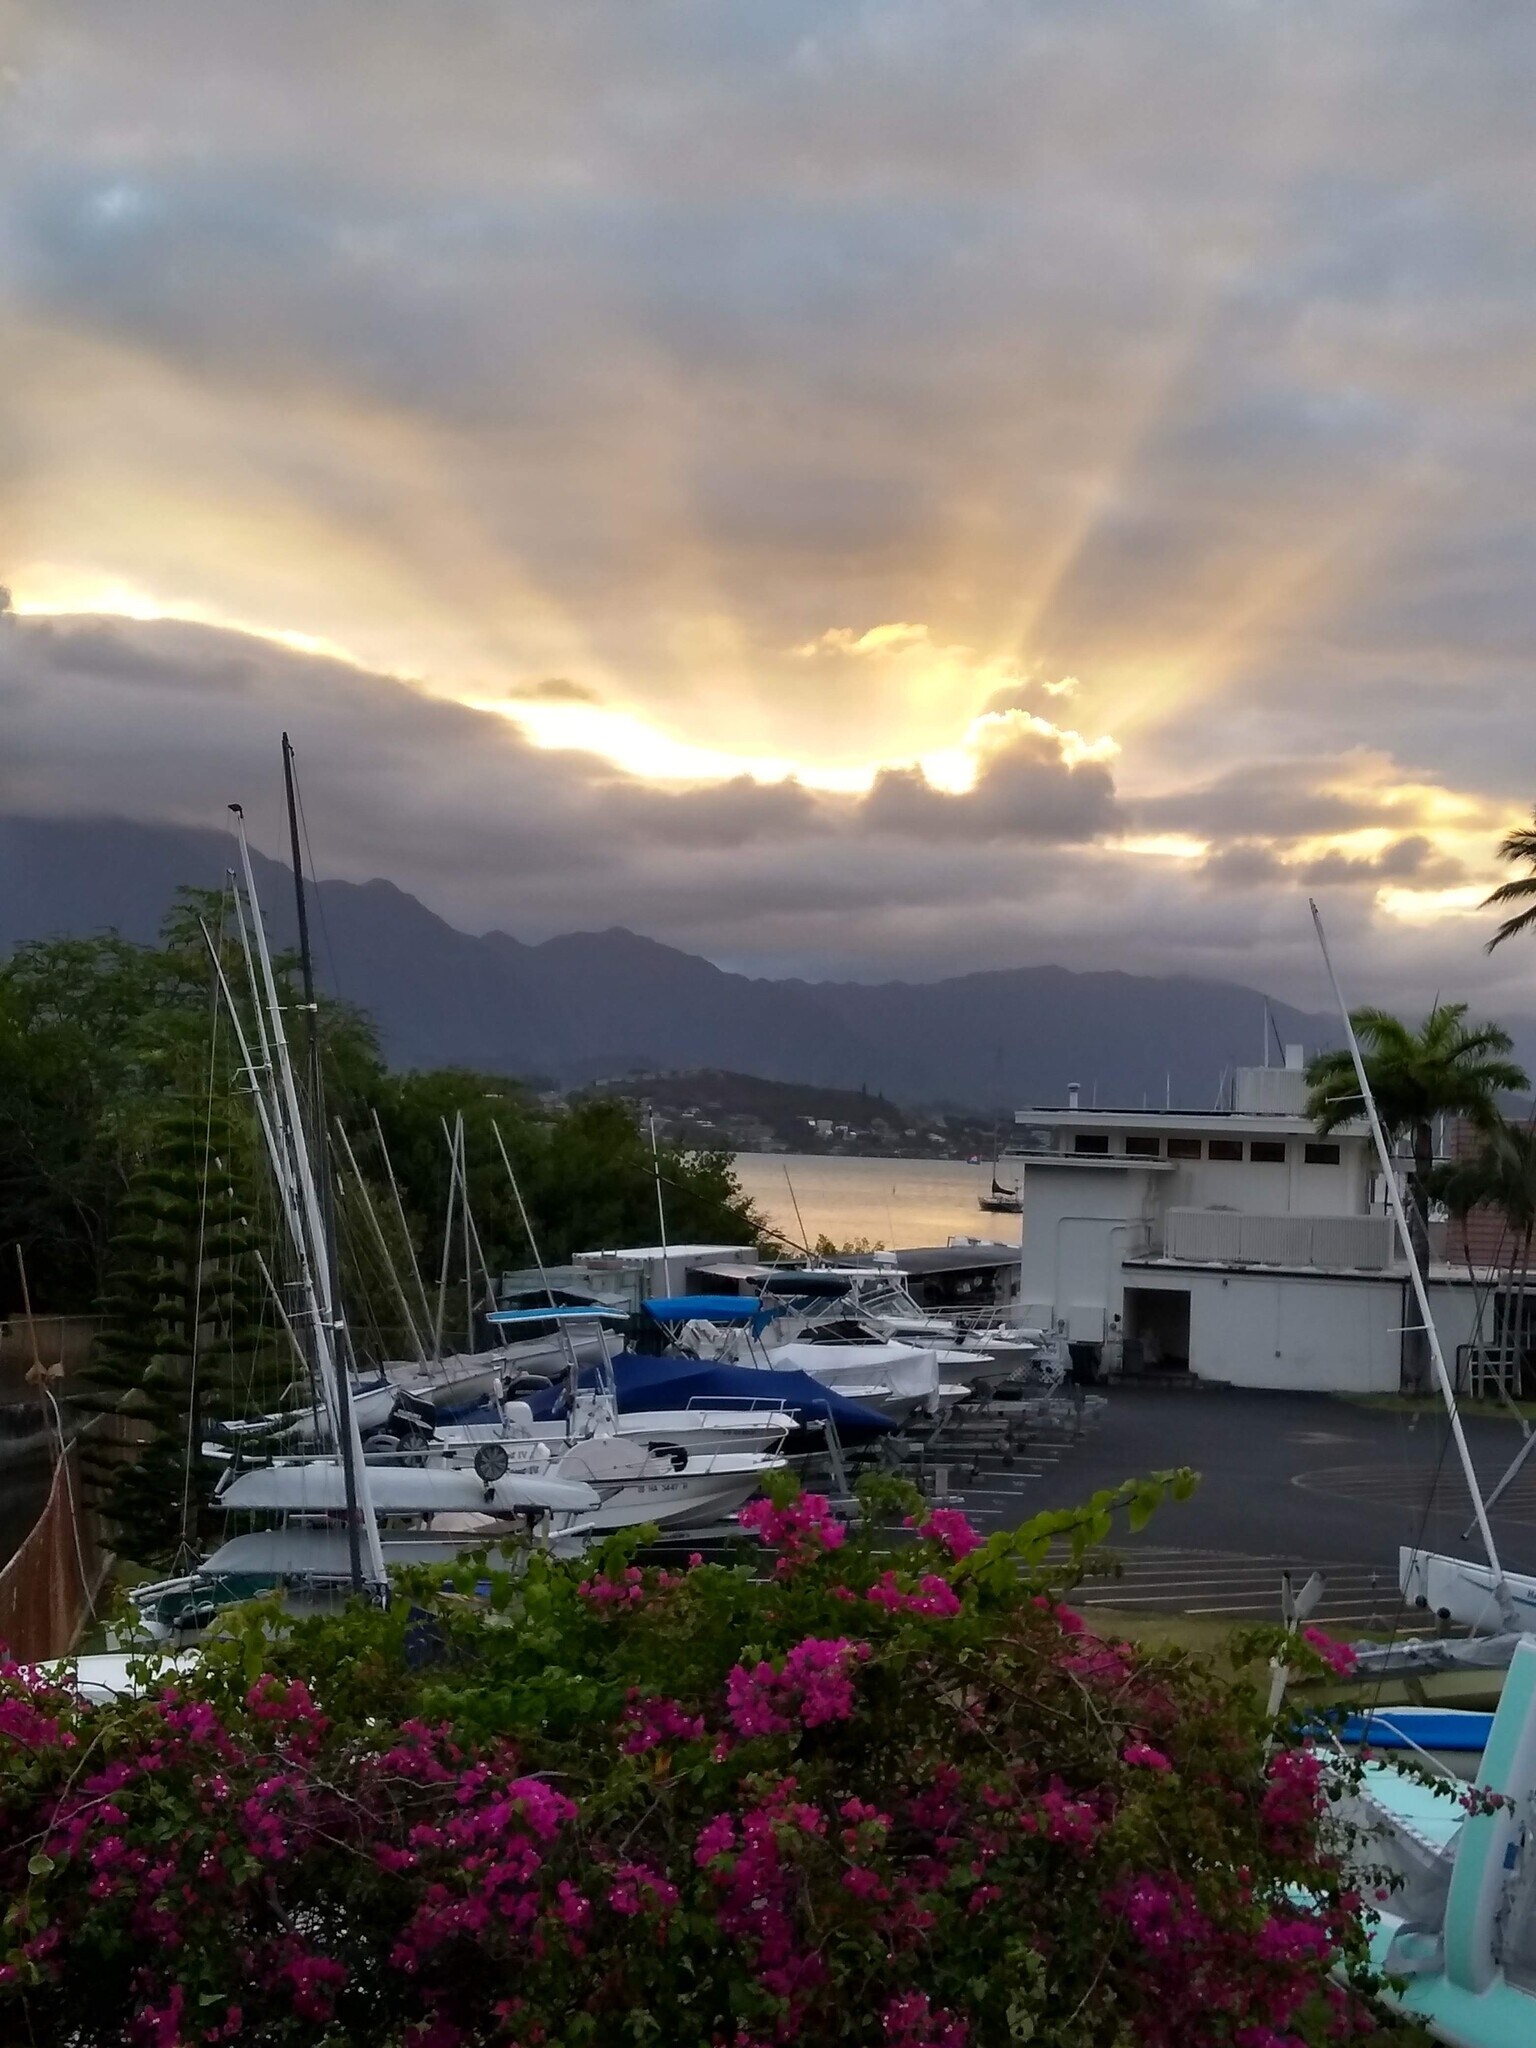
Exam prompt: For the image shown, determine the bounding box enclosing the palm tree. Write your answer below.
[1484,810,1536,950]
[1437,1119,1536,1396]
[1305,1006,1528,1393]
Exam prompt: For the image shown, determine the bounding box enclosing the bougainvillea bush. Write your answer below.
[0,1472,1409,2047]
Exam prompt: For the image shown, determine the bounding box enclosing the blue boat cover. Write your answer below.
[1334,1707,1494,1754]
[641,1296,774,1330]
[522,1352,894,1445]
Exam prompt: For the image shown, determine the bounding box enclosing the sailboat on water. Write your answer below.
[977,1129,1023,1215]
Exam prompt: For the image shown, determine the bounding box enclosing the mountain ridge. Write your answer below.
[0,810,1357,1109]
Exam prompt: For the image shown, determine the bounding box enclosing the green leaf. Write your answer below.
[25,1853,52,1877]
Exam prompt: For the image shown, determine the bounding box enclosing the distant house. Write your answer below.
[1014,1050,1503,1394]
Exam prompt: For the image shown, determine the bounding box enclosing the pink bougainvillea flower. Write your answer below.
[1301,1627,1358,1677]
[905,1507,983,1560]
[1122,1741,1173,1772]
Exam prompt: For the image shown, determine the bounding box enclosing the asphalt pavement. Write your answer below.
[947,1385,1536,1624]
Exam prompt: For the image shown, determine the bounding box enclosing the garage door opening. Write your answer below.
[1123,1288,1191,1374]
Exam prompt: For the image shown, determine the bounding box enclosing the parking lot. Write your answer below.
[947,1385,1536,1625]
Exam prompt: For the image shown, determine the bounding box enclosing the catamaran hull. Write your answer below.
[1401,1547,1536,1635]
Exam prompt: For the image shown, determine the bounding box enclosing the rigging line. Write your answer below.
[179,878,231,1567]
[1366,1405,1459,1725]
[1310,899,1504,1587]
[15,1246,96,1630]
[1444,1097,1536,1528]
[781,1167,811,1258]
[371,1108,436,1341]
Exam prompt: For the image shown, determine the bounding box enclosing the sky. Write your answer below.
[3,0,1536,1012]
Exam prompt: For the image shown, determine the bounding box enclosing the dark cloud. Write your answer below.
[1300,834,1464,889]
[1202,833,1465,894]
[505,678,603,705]
[605,774,825,849]
[1140,759,1411,842]
[864,729,1120,843]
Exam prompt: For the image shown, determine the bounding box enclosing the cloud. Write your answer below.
[0,1,1534,1017]
[505,677,603,704]
[864,725,1120,842]
[797,623,932,658]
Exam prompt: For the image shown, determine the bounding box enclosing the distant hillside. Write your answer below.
[0,811,1360,1111]
[593,1068,910,1126]
[589,1066,974,1154]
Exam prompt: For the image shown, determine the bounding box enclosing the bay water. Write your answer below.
[730,1152,1022,1253]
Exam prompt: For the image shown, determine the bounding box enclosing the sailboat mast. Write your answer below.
[199,915,335,1434]
[434,1119,458,1360]
[1310,899,1505,1592]
[280,736,373,1597]
[460,1115,474,1352]
[649,1107,673,1296]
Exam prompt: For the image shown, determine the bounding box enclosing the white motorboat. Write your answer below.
[433,1392,795,1462]
[766,1336,962,1420]
[556,1435,786,1534]
[762,1267,1048,1391]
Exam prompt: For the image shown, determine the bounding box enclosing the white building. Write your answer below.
[1013,1050,1486,1394]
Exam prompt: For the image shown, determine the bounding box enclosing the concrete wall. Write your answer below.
[1020,1169,1157,1338]
[1121,1268,1489,1394]
[1157,1142,1370,1218]
[1124,1268,1402,1392]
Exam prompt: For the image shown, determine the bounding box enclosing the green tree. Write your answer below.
[86,1092,286,1565]
[1484,809,1536,950]
[0,933,171,1312]
[1306,1006,1527,1393]
[366,1078,761,1323]
[1438,1118,1536,1395]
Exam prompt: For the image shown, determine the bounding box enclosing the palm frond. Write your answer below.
[1487,899,1536,953]
[1495,813,1536,865]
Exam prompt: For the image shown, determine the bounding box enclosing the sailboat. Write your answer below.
[128,770,589,1641]
[373,1111,616,1409]
[977,1130,1023,1214]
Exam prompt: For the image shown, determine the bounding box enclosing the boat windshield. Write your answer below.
[854,1282,925,1320]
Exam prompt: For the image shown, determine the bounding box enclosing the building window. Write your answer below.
[1073,1134,1110,1155]
[1208,1138,1243,1162]
[1304,1141,1341,1166]
[1124,1133,1161,1158]
[1166,1136,1202,1160]
[1250,1140,1287,1164]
